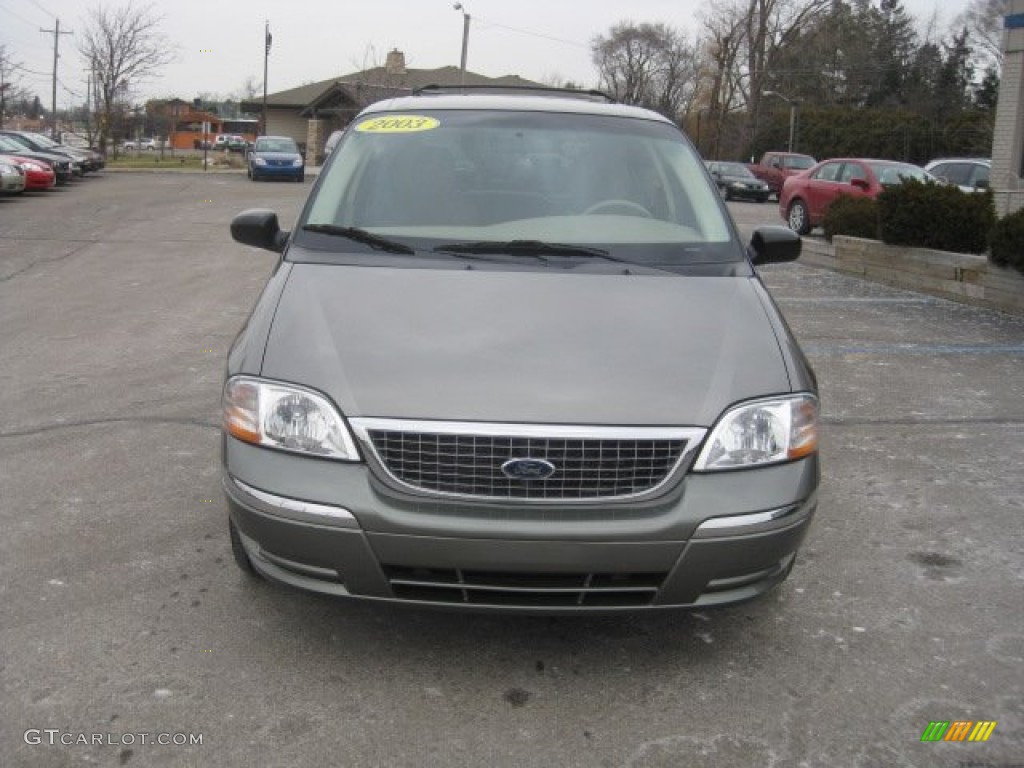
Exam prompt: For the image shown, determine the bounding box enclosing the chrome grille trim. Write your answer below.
[350,418,706,503]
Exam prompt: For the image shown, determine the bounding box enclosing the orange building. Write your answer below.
[156,99,258,150]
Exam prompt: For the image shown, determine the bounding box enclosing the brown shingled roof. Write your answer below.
[256,61,542,111]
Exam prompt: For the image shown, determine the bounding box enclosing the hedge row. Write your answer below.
[990,209,1024,273]
[877,180,993,255]
[821,180,1024,274]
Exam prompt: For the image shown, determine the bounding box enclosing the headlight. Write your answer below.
[694,394,818,471]
[731,181,745,188]
[223,377,360,461]
[292,158,303,167]
[253,157,267,166]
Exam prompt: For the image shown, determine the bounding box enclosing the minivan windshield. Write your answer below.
[300,109,736,265]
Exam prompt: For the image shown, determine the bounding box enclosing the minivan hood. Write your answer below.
[261,264,791,426]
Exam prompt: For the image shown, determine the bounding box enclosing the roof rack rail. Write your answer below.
[411,84,616,102]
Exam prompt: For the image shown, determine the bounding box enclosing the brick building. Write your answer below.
[992,0,1024,214]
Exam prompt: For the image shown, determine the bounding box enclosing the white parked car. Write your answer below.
[924,158,990,193]
[123,138,159,151]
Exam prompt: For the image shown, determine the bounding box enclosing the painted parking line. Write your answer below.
[804,342,1024,356]
[774,297,939,304]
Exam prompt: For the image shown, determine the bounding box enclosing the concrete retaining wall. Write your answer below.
[798,236,1024,315]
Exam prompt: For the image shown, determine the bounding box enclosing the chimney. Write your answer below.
[385,49,406,75]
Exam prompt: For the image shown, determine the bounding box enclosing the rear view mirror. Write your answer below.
[231,209,289,253]
[748,225,801,265]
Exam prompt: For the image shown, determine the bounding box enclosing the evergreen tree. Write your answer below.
[869,0,918,106]
[974,64,1000,110]
[937,27,976,113]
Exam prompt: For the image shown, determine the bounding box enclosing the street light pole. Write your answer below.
[764,90,798,153]
[453,3,470,87]
[262,21,272,136]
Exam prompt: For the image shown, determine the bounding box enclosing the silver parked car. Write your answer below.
[923,157,991,194]
[224,88,819,613]
[0,159,26,195]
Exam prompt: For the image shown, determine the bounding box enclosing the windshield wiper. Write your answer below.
[302,224,416,254]
[431,239,678,273]
[432,239,606,260]
[432,239,668,272]
[433,239,611,260]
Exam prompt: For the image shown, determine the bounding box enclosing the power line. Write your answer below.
[474,17,590,50]
[10,61,52,77]
[0,3,42,30]
[22,0,57,21]
[58,78,82,99]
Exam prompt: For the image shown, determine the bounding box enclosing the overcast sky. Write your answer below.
[2,0,976,108]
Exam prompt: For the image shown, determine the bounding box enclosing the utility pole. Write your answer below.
[0,48,8,126]
[262,21,271,136]
[85,67,91,145]
[41,19,73,138]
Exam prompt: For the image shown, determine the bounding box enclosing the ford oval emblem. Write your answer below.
[501,458,556,481]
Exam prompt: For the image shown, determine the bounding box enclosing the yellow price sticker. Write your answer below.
[355,115,440,134]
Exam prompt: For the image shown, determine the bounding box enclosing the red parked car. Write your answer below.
[779,157,933,235]
[0,154,56,191]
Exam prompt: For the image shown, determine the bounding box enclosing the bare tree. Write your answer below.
[593,23,663,105]
[78,2,175,154]
[236,76,263,102]
[700,0,830,153]
[0,45,30,127]
[701,9,747,157]
[956,0,1005,71]
[592,22,704,121]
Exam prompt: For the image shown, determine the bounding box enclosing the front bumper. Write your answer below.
[0,175,25,193]
[251,163,302,180]
[24,173,55,190]
[223,438,819,613]
[729,185,770,201]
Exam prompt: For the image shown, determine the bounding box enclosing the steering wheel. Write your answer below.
[582,199,654,218]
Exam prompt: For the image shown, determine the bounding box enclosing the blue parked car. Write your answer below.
[247,136,304,182]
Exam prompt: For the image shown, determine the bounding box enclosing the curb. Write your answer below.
[102,167,322,176]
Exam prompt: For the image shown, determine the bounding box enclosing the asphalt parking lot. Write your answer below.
[1,174,1022,768]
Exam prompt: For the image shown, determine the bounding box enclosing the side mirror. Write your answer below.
[850,177,870,191]
[231,209,289,253]
[975,178,990,190]
[748,225,801,265]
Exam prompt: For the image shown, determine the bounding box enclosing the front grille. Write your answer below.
[356,421,700,501]
[383,565,666,607]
